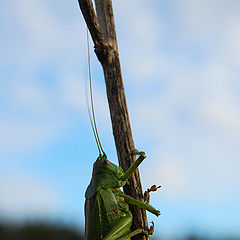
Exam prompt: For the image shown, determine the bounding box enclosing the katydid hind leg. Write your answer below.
[116,228,149,240]
[116,221,155,240]
[124,194,160,217]
[102,212,132,240]
[103,224,150,240]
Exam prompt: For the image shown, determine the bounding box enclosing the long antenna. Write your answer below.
[87,30,104,155]
[85,85,101,154]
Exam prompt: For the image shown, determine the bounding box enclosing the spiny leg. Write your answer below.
[124,194,160,216]
[117,221,155,240]
[102,210,156,240]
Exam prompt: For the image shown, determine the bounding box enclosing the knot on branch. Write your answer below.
[94,41,116,64]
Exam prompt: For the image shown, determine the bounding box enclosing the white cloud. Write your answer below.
[113,0,164,81]
[0,0,85,69]
[0,76,73,152]
[114,0,161,43]
[11,82,51,113]
[117,0,240,142]
[175,0,240,66]
[144,156,189,200]
[0,173,58,219]
[142,140,240,204]
[201,97,240,137]
[0,0,88,153]
[0,118,62,152]
[59,74,86,112]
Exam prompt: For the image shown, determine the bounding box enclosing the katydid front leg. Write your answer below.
[119,150,160,216]
[117,227,153,240]
[120,150,146,182]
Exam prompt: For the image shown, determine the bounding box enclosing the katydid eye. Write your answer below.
[102,159,109,165]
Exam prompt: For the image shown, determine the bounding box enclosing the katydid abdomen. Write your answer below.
[85,188,132,240]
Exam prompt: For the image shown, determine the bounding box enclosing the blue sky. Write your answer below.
[1,0,240,239]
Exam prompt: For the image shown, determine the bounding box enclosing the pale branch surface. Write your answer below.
[78,0,150,239]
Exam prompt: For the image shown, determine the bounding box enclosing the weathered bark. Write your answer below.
[78,0,150,239]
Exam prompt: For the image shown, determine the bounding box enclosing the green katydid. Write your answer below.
[85,31,160,240]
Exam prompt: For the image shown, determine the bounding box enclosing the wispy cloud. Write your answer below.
[111,0,240,206]
[0,0,88,153]
[0,173,58,219]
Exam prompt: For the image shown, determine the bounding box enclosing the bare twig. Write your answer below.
[78,0,150,239]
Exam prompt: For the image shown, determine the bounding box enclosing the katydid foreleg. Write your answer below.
[120,150,146,182]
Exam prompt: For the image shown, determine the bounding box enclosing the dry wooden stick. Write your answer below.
[78,0,150,239]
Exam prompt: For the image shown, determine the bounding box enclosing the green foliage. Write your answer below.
[186,236,207,240]
[0,222,239,240]
[0,222,84,240]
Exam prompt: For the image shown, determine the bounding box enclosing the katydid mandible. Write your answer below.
[85,32,160,240]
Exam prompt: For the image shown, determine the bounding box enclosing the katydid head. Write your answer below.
[85,153,125,199]
[94,153,123,177]
[96,153,109,165]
